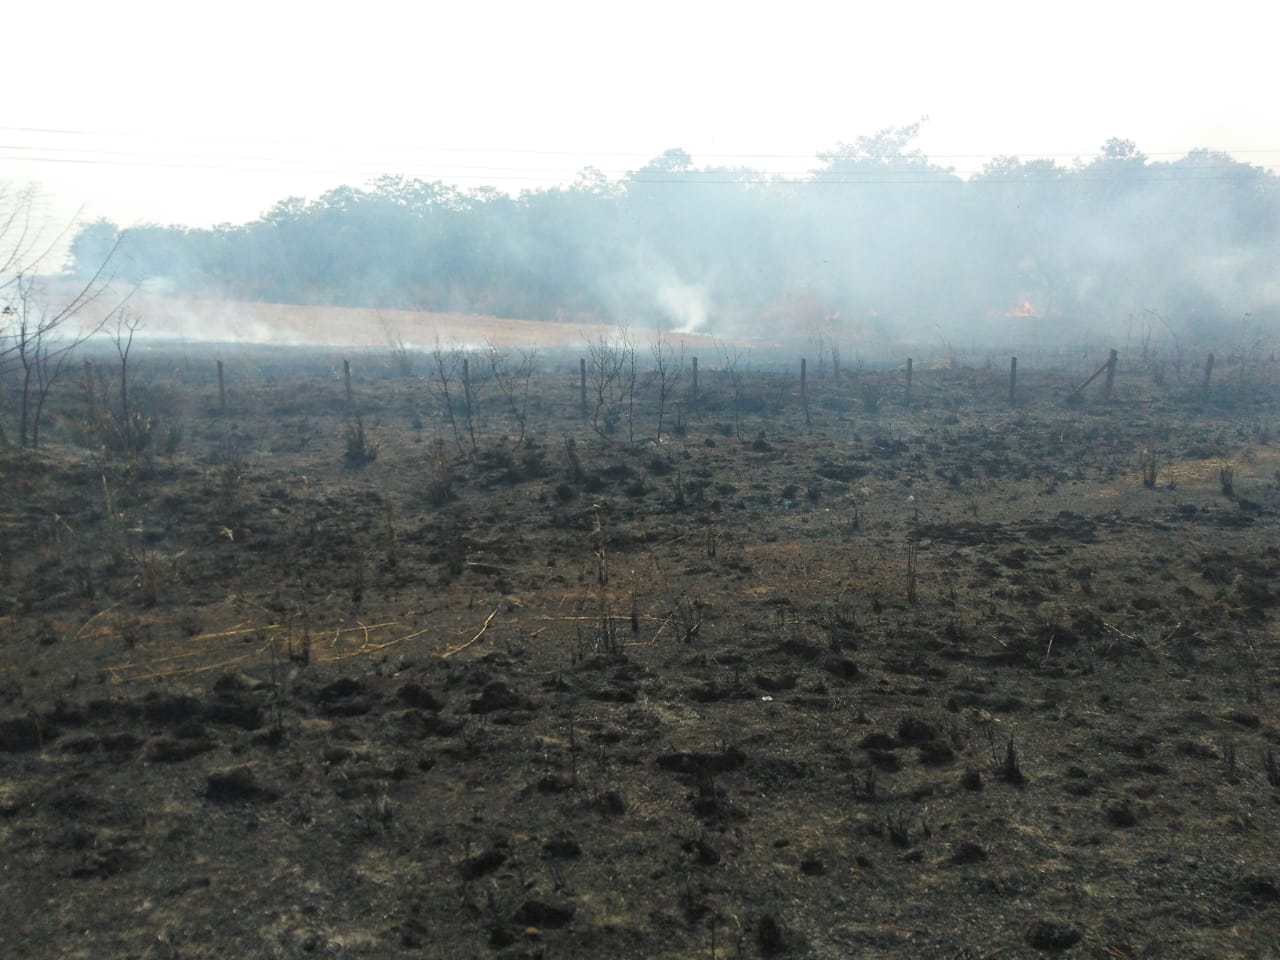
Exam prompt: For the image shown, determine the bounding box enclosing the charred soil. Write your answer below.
[2,345,1279,958]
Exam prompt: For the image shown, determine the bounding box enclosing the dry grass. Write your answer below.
[70,294,736,351]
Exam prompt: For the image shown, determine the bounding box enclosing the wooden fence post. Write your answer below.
[800,358,810,428]
[1103,349,1118,401]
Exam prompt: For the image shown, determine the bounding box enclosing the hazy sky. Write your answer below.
[5,0,1277,231]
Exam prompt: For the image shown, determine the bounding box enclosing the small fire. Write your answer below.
[1003,300,1039,319]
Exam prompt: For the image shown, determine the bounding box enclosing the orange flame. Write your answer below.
[1002,300,1038,319]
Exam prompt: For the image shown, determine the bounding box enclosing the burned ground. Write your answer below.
[1,345,1278,958]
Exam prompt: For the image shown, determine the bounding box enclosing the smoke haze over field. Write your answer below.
[62,296,677,355]
[3,1,1278,351]
[43,132,1280,353]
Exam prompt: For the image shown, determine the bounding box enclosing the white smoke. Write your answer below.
[655,279,710,334]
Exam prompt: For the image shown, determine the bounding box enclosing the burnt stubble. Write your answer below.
[1,343,1277,958]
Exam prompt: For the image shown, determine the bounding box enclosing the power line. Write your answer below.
[0,152,568,181]
[2,124,1278,163]
[3,124,752,159]
[4,138,1268,175]
[0,142,621,175]
[2,150,1273,187]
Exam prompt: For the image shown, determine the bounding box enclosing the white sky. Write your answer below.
[5,0,1277,230]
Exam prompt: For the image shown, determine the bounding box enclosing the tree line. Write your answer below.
[65,125,1279,340]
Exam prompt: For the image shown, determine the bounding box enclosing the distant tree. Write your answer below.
[51,131,1280,345]
[814,120,934,173]
[968,156,1076,317]
[631,148,694,178]
[808,121,966,325]
[1099,137,1145,162]
[2,184,126,448]
[650,331,682,440]
[67,218,121,279]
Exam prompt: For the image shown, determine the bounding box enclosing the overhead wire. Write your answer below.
[2,123,1278,162]
[2,126,1277,187]
[1,150,1272,186]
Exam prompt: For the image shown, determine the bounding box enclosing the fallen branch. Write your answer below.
[439,607,499,659]
[119,648,267,683]
[320,625,432,663]
[68,603,122,643]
